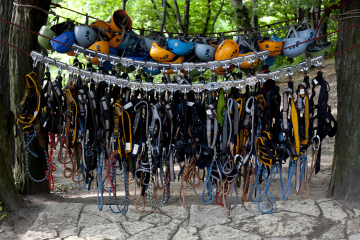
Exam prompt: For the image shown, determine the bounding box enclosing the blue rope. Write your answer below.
[258,163,278,214]
[78,163,89,190]
[109,160,129,214]
[250,161,262,203]
[201,160,215,204]
[97,150,105,211]
[280,159,295,200]
[23,127,49,183]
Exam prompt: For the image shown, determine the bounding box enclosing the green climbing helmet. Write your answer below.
[38,25,57,50]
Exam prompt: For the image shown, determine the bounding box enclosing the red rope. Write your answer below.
[325,42,360,60]
[0,17,73,48]
[271,22,360,55]
[24,0,357,35]
[0,38,30,55]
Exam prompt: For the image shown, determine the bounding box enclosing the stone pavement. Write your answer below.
[20,198,360,240]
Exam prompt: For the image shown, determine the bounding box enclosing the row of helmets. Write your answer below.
[38,9,332,75]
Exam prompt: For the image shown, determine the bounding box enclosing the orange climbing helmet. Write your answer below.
[257,39,283,57]
[85,41,110,65]
[109,9,132,32]
[108,34,124,49]
[215,39,239,61]
[90,20,113,40]
[238,52,259,70]
[149,41,176,63]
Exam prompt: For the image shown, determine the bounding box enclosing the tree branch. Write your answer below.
[160,0,166,33]
[183,0,190,33]
[165,1,179,32]
[203,0,212,33]
[172,0,184,33]
[230,0,252,30]
[211,0,225,34]
[122,0,127,11]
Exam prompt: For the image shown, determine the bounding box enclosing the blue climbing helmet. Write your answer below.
[50,31,76,53]
[194,38,216,61]
[282,26,307,58]
[117,30,138,50]
[74,25,97,48]
[168,38,195,56]
[98,48,117,71]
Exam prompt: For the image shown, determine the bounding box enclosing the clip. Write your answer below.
[232,56,244,66]
[43,56,56,67]
[166,83,180,93]
[141,82,154,92]
[220,80,234,91]
[179,84,191,94]
[191,83,205,93]
[206,61,220,71]
[245,76,258,86]
[154,83,167,92]
[128,81,141,90]
[205,82,220,91]
[182,62,196,72]
[309,56,324,68]
[282,66,296,77]
[233,79,245,89]
[256,73,269,84]
[170,63,183,73]
[268,70,281,81]
[72,44,85,55]
[121,57,134,67]
[256,50,270,60]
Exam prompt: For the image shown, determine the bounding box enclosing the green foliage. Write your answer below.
[45,0,340,80]
[0,201,7,220]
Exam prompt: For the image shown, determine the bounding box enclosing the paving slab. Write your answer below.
[318,200,348,222]
[319,224,346,240]
[189,205,231,228]
[199,225,261,240]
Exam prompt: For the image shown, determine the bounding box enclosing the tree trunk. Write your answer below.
[183,0,190,33]
[211,0,225,35]
[9,0,51,195]
[202,0,211,33]
[251,0,258,29]
[0,0,23,211]
[160,0,167,33]
[329,0,360,202]
[230,0,252,31]
[122,0,127,11]
[172,0,184,33]
[0,98,23,209]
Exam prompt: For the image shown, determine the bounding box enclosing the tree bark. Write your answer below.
[172,0,184,33]
[251,0,258,29]
[122,0,127,11]
[230,0,252,31]
[202,0,211,33]
[160,0,167,33]
[9,0,51,195]
[0,0,23,210]
[329,0,360,202]
[183,0,190,33]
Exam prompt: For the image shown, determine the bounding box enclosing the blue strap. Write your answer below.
[258,163,278,214]
[201,160,215,204]
[109,160,129,214]
[23,127,49,183]
[97,150,105,211]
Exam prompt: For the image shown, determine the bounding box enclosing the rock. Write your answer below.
[173,227,199,240]
[79,223,129,240]
[346,217,360,234]
[142,212,172,225]
[264,238,308,240]
[125,206,152,221]
[243,201,262,215]
[189,205,231,228]
[277,199,321,217]
[349,233,360,240]
[230,212,319,237]
[161,206,189,219]
[199,225,261,240]
[59,227,81,238]
[127,220,180,240]
[121,221,155,235]
[231,204,256,222]
[319,224,346,240]
[21,228,58,240]
[30,203,84,230]
[63,237,86,240]
[353,208,360,217]
[318,200,348,222]
[78,205,127,227]
[316,198,332,204]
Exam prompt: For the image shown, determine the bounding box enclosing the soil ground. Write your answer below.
[0,59,339,240]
